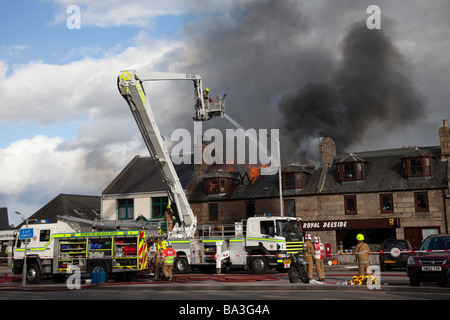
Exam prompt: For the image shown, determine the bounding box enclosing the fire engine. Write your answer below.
[117,70,304,274]
[13,221,147,283]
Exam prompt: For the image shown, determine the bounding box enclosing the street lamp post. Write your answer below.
[15,211,28,286]
[267,134,283,217]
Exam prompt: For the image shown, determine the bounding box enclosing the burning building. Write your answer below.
[101,120,450,257]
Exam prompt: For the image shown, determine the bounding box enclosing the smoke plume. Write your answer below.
[279,20,426,157]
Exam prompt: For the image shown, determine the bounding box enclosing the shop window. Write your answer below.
[118,199,134,220]
[344,195,357,215]
[414,192,429,212]
[379,194,393,213]
[209,203,219,221]
[152,197,168,219]
[282,172,309,190]
[205,178,229,194]
[285,199,296,217]
[401,156,433,178]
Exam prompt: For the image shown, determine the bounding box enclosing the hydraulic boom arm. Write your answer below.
[117,70,225,238]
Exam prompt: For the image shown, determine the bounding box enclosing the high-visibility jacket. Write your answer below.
[313,242,325,260]
[162,247,177,265]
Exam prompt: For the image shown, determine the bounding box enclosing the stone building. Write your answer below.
[101,120,450,253]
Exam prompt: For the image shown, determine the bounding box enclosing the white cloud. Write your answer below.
[48,0,244,28]
[0,36,184,126]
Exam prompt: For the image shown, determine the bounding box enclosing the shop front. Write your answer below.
[302,218,401,254]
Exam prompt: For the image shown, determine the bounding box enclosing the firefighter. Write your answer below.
[153,239,166,281]
[164,205,174,232]
[161,241,177,281]
[313,236,325,282]
[203,88,210,100]
[303,234,315,280]
[354,234,370,276]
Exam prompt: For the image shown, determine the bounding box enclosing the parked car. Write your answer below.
[407,234,450,287]
[379,239,412,271]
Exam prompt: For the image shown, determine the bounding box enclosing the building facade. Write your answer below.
[101,120,450,254]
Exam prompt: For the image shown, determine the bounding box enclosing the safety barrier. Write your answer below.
[2,248,450,263]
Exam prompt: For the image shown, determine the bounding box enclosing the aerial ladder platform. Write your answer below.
[117,70,225,238]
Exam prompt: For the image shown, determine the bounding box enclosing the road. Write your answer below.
[0,269,449,301]
[0,286,449,300]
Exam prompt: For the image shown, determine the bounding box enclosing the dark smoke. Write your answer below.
[279,20,426,156]
[180,0,331,131]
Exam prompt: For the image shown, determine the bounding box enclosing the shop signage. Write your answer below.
[302,218,400,231]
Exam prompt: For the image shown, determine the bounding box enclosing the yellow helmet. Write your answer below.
[205,88,210,92]
[166,204,171,209]
[356,234,365,241]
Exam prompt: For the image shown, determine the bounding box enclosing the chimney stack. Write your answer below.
[439,119,450,159]
[319,137,336,166]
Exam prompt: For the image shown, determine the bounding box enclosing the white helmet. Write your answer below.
[314,236,321,243]
[305,234,312,240]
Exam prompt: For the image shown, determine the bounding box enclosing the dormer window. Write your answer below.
[281,164,312,190]
[336,153,367,182]
[401,148,433,178]
[205,178,229,194]
[203,171,237,195]
[282,172,310,190]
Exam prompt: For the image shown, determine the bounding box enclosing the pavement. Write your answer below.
[1,264,449,294]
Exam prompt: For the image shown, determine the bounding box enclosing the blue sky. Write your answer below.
[1,0,449,226]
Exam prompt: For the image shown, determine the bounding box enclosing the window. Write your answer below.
[118,199,134,220]
[152,197,168,219]
[402,157,433,178]
[205,178,229,194]
[209,203,218,221]
[282,172,309,189]
[344,195,357,215]
[39,230,50,242]
[414,192,429,212]
[380,194,393,213]
[285,199,296,217]
[337,162,364,182]
[246,201,255,218]
[260,220,275,236]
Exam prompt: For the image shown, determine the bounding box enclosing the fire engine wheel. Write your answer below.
[26,264,41,284]
[250,257,268,274]
[174,257,191,274]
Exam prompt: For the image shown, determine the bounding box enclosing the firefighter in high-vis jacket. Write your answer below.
[303,234,315,280]
[313,236,325,282]
[354,234,370,276]
[161,241,177,281]
[153,239,166,281]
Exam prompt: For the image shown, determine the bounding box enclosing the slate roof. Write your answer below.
[319,146,447,195]
[17,194,101,228]
[103,145,449,202]
[102,155,195,195]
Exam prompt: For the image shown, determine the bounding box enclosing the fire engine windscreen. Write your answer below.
[277,220,302,240]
